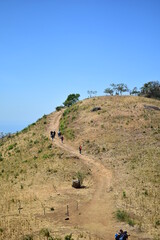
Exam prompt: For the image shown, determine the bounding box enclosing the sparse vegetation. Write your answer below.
[64,234,74,240]
[0,96,159,239]
[116,210,135,226]
[22,234,33,240]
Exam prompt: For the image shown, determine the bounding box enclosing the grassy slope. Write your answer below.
[0,114,91,240]
[60,96,160,238]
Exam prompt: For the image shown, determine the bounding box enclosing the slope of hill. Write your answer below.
[0,113,93,239]
[0,96,159,240]
[59,96,160,239]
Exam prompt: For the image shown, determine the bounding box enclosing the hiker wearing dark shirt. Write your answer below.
[50,131,55,140]
[61,136,64,143]
[79,145,82,154]
[58,130,61,137]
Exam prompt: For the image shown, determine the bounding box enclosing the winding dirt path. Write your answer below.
[47,111,118,239]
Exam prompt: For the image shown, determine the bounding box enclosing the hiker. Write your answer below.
[58,130,61,137]
[79,145,82,154]
[115,229,123,240]
[50,131,54,140]
[53,131,56,138]
[61,135,64,143]
[115,230,129,240]
[50,131,55,140]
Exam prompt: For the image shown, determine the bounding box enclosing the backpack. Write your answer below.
[119,233,128,240]
[115,233,119,240]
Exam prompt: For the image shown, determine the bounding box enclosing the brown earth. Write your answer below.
[47,110,151,240]
[0,96,159,240]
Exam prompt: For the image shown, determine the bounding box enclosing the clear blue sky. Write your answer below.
[0,0,160,133]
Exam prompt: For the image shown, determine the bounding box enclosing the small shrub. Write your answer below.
[116,210,135,226]
[155,220,160,226]
[72,115,76,121]
[116,210,128,221]
[64,234,74,240]
[76,171,85,185]
[123,191,126,198]
[38,149,42,153]
[7,143,17,150]
[43,154,49,159]
[56,105,64,111]
[15,148,20,153]
[40,228,50,238]
[48,144,52,149]
[22,235,33,240]
[0,153,3,161]
[63,108,71,117]
[144,189,148,196]
[128,218,135,227]
[34,163,38,168]
[22,127,29,133]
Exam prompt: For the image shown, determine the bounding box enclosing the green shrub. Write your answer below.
[0,153,3,161]
[40,228,50,237]
[123,191,126,198]
[56,105,64,111]
[22,127,29,133]
[64,233,74,240]
[76,171,85,185]
[43,154,49,159]
[7,143,17,150]
[155,220,160,226]
[22,234,33,240]
[116,210,135,226]
[48,144,52,149]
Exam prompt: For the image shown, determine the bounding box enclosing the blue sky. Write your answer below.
[0,0,160,133]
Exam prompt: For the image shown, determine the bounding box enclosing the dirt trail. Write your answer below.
[47,111,119,239]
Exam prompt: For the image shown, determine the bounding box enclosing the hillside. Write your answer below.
[0,96,159,240]
[59,96,160,239]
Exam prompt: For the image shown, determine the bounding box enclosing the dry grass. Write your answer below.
[0,115,94,240]
[59,96,160,239]
[0,96,160,239]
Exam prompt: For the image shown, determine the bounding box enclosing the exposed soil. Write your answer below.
[47,110,150,240]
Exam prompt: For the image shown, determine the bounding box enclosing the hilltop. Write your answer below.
[0,96,159,240]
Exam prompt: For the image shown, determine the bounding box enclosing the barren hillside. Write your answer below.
[59,96,160,239]
[0,96,159,240]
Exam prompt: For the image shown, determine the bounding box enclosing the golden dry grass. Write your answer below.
[0,96,160,240]
[59,96,160,239]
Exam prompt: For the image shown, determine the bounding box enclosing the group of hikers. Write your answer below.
[50,130,64,143]
[50,130,82,154]
[115,229,130,240]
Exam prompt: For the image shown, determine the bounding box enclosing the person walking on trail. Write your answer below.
[115,229,130,240]
[50,131,54,141]
[58,130,61,137]
[79,145,82,154]
[53,131,56,138]
[50,131,56,141]
[61,135,64,143]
